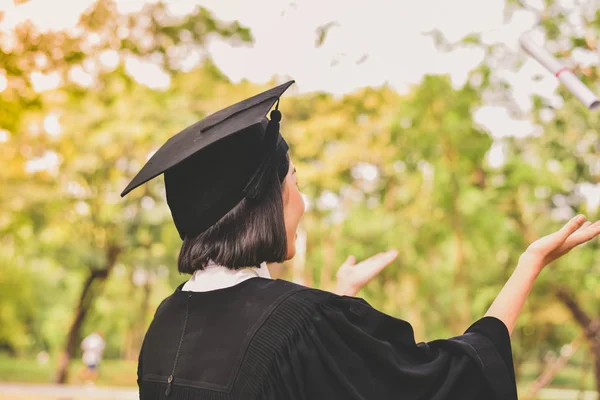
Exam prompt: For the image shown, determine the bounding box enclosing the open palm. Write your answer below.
[523,215,600,269]
[335,250,399,296]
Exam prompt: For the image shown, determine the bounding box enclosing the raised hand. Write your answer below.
[521,215,600,271]
[486,215,600,335]
[334,250,399,297]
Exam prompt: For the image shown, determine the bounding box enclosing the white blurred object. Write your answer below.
[81,332,105,366]
[520,33,600,111]
[36,351,50,365]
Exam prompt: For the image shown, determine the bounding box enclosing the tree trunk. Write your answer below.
[55,270,99,384]
[55,244,120,384]
[554,287,600,394]
[526,334,583,398]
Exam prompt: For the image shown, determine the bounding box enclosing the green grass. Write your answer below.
[0,355,137,387]
[0,354,596,394]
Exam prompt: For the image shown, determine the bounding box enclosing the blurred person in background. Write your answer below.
[80,330,105,383]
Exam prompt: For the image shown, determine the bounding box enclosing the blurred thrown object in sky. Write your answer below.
[520,33,600,111]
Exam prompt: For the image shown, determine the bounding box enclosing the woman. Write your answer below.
[122,81,600,399]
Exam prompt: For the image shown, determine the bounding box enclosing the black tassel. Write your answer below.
[243,107,282,200]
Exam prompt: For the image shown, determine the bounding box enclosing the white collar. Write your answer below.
[181,261,271,292]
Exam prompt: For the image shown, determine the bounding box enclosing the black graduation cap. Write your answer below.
[121,80,295,239]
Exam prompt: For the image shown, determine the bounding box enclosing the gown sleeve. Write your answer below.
[283,292,518,400]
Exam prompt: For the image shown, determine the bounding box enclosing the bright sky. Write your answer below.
[2,0,600,209]
[0,0,550,100]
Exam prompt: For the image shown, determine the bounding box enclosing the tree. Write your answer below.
[1,0,252,383]
[423,0,600,392]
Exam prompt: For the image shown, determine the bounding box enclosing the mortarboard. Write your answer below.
[121,80,296,239]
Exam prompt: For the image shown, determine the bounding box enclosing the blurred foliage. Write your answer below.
[425,0,600,392]
[0,0,599,393]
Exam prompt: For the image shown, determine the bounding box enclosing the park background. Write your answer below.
[1,0,600,399]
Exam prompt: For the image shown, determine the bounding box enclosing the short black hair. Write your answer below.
[177,154,289,274]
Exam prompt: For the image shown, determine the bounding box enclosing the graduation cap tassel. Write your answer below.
[243,106,282,200]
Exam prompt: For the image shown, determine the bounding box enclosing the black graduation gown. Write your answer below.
[138,278,518,400]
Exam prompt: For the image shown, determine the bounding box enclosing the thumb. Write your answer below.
[343,255,356,266]
[383,249,399,263]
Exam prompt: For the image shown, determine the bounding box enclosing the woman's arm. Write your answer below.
[485,216,600,335]
[484,259,540,335]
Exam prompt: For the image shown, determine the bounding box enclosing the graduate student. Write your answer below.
[122,81,600,400]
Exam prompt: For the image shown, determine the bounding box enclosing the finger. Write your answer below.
[383,249,399,263]
[367,250,398,269]
[565,220,600,248]
[562,220,600,253]
[567,221,594,240]
[558,215,587,241]
[365,252,388,262]
[578,221,592,230]
[577,219,600,234]
[569,221,593,237]
[370,250,398,262]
